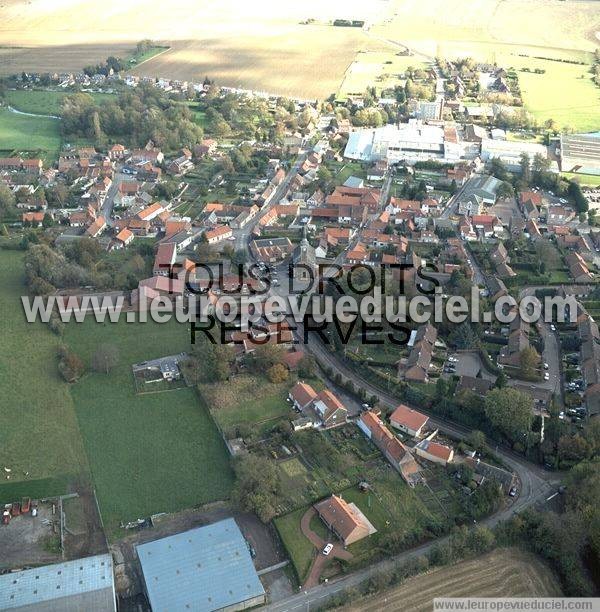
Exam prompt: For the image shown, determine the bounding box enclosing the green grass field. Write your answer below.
[4,89,115,116]
[0,251,88,492]
[0,107,61,159]
[65,318,234,534]
[497,55,600,132]
[274,507,316,582]
[561,172,600,187]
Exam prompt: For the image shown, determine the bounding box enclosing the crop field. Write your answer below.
[0,108,61,159]
[343,548,562,611]
[0,251,88,494]
[2,0,596,99]
[64,318,233,535]
[338,52,427,99]
[371,0,598,59]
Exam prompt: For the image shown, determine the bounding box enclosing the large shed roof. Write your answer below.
[136,518,264,612]
[0,554,116,612]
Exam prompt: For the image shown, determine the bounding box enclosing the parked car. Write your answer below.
[323,543,334,556]
[509,486,518,497]
[543,363,549,370]
[544,373,550,381]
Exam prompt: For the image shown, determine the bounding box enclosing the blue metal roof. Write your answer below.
[136,518,265,612]
[0,554,115,611]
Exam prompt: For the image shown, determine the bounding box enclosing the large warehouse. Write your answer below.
[344,121,463,164]
[480,138,551,172]
[560,132,600,174]
[0,554,116,611]
[136,518,265,612]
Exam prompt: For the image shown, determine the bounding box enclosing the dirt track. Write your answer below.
[343,548,562,612]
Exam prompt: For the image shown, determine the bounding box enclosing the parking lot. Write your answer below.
[442,351,497,381]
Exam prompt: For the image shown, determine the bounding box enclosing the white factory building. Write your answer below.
[344,120,464,164]
[480,138,554,172]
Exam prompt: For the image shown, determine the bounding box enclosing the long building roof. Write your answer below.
[136,518,265,612]
[0,554,116,612]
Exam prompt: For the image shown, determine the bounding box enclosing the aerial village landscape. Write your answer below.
[0,0,599,610]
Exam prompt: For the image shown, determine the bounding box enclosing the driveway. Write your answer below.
[300,507,352,589]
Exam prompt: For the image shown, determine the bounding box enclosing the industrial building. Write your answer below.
[456,174,502,216]
[560,132,600,175]
[344,120,464,164]
[480,138,550,172]
[0,554,116,612]
[136,518,265,612]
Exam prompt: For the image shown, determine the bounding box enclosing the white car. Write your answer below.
[550,324,556,332]
[228,236,236,241]
[544,373,550,381]
[544,363,549,370]
[322,543,334,556]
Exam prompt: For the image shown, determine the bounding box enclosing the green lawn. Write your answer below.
[274,507,316,582]
[561,172,600,187]
[65,318,234,535]
[0,251,88,493]
[5,89,115,116]
[0,107,61,160]
[497,54,600,132]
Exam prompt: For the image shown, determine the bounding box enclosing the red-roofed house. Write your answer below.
[389,404,429,438]
[153,242,177,275]
[314,495,375,547]
[288,382,317,410]
[358,411,421,486]
[22,211,45,227]
[415,432,454,466]
[85,215,106,238]
[114,228,134,248]
[205,225,233,244]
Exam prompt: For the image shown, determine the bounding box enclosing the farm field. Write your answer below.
[4,89,115,116]
[0,251,88,496]
[372,0,598,59]
[496,54,600,132]
[1,0,596,99]
[65,318,233,536]
[0,107,61,159]
[337,51,426,99]
[343,548,562,611]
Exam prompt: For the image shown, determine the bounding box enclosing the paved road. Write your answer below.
[233,155,307,253]
[262,319,560,611]
[101,171,126,227]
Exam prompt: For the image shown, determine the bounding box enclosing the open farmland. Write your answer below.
[1,0,597,99]
[496,54,600,132]
[0,251,88,497]
[343,548,562,612]
[65,318,233,536]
